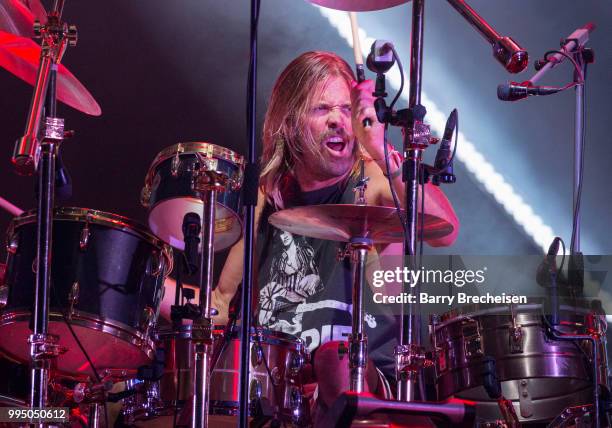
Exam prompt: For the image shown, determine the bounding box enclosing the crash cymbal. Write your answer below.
[0,30,101,116]
[268,204,453,244]
[0,0,35,37]
[306,0,409,12]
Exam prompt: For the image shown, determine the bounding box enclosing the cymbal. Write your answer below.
[0,30,101,116]
[268,204,453,244]
[307,0,409,11]
[0,0,46,37]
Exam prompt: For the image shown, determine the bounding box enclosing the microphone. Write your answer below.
[366,40,395,75]
[182,212,201,274]
[497,81,560,101]
[536,237,561,287]
[432,109,457,186]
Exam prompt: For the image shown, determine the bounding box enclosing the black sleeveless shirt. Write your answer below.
[256,173,397,377]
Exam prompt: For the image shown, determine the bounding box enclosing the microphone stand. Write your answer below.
[396,0,529,403]
[10,0,77,412]
[525,27,605,427]
[444,0,528,73]
[238,0,261,426]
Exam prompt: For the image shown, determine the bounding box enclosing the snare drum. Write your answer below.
[0,207,172,375]
[144,325,310,425]
[431,299,607,423]
[141,142,244,252]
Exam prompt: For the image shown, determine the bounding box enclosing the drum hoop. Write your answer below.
[143,142,244,185]
[435,298,602,328]
[154,325,302,346]
[0,311,156,364]
[9,207,173,272]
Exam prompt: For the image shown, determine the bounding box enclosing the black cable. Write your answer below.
[570,52,587,254]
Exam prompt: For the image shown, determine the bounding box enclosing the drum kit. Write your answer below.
[0,0,607,427]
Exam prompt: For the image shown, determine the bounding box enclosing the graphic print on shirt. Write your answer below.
[258,229,324,335]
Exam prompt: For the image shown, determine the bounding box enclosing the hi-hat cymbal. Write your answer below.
[307,0,409,12]
[268,204,453,244]
[0,30,101,116]
[0,0,46,37]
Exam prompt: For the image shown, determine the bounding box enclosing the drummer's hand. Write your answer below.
[350,79,386,161]
[212,287,230,325]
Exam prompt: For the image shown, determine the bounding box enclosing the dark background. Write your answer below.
[0,1,610,277]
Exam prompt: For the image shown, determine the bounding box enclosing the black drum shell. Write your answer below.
[0,208,170,375]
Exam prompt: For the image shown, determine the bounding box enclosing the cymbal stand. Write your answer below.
[10,0,76,412]
[337,176,372,392]
[190,166,226,428]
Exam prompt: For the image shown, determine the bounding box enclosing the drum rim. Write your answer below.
[154,324,303,346]
[0,310,156,370]
[143,142,244,187]
[9,207,173,265]
[433,297,603,327]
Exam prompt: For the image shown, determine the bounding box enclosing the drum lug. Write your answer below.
[251,342,264,367]
[67,281,79,320]
[79,221,90,251]
[461,318,483,359]
[140,306,156,338]
[289,386,304,422]
[509,325,524,353]
[151,251,162,277]
[509,302,523,353]
[249,378,262,401]
[6,232,19,254]
[289,352,305,376]
[171,145,185,177]
[140,185,152,208]
[518,378,534,418]
[0,284,8,309]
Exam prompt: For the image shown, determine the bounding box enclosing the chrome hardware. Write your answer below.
[28,333,67,360]
[289,352,305,376]
[353,176,370,206]
[79,218,91,251]
[289,386,303,416]
[518,378,533,418]
[140,185,152,208]
[140,306,155,337]
[6,233,19,254]
[171,145,184,177]
[509,302,524,353]
[150,250,165,277]
[251,342,264,367]
[0,285,8,309]
[67,281,79,320]
[461,318,483,359]
[249,379,262,401]
[44,117,65,140]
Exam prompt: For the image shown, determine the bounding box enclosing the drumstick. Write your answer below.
[348,12,371,127]
[0,196,23,216]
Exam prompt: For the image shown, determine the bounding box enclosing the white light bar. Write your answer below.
[316,6,557,253]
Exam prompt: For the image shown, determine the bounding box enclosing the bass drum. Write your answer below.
[431,298,607,424]
[0,207,172,375]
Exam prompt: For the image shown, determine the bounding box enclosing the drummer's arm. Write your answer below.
[212,188,267,324]
[161,189,266,323]
[364,158,459,247]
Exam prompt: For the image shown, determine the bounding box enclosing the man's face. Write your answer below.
[300,76,355,180]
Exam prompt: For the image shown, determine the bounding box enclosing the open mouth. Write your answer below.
[325,136,347,153]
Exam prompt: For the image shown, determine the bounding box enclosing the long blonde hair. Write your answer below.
[260,51,363,209]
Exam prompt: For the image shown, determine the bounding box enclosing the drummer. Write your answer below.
[164,51,458,421]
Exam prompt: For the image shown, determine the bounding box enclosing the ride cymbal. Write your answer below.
[306,0,409,12]
[269,204,453,244]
